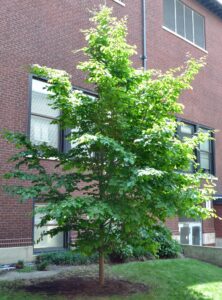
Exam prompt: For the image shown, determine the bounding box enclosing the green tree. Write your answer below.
[3,7,216,286]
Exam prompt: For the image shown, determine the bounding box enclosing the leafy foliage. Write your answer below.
[35,256,48,271]
[2,6,216,282]
[153,225,182,258]
[37,251,98,266]
[109,224,181,263]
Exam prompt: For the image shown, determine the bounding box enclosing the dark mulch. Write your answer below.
[24,276,148,298]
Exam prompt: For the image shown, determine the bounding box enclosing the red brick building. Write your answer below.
[0,0,222,263]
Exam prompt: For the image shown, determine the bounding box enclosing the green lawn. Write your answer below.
[1,259,222,300]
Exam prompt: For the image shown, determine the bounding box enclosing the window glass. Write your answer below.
[185,6,193,42]
[163,0,205,49]
[30,115,59,148]
[31,91,59,118]
[179,123,194,172]
[199,139,210,152]
[164,0,175,31]
[176,0,185,36]
[180,226,189,244]
[192,226,201,245]
[194,11,205,49]
[34,207,64,250]
[180,124,193,135]
[200,152,210,171]
[31,79,59,148]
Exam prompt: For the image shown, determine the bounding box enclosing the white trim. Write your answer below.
[112,0,125,6]
[162,26,208,53]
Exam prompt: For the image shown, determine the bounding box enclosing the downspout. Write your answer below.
[141,0,147,70]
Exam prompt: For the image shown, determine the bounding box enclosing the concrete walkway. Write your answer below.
[0,265,76,281]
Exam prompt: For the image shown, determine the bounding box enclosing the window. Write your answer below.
[163,0,206,49]
[199,128,213,173]
[34,205,66,252]
[178,123,195,172]
[30,79,60,148]
[30,78,97,152]
[178,121,214,174]
[179,222,202,245]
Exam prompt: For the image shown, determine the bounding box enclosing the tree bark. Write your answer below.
[99,251,105,287]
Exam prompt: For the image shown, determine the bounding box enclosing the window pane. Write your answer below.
[31,90,59,118]
[164,0,175,31]
[192,226,201,245]
[180,124,193,135]
[200,139,210,152]
[30,115,59,148]
[180,226,189,244]
[176,0,185,36]
[185,6,193,42]
[194,12,205,49]
[34,225,64,249]
[200,152,210,170]
[34,209,64,250]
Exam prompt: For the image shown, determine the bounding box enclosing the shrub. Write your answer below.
[108,224,181,263]
[36,261,48,271]
[109,245,133,263]
[153,225,182,258]
[35,256,48,271]
[36,251,98,266]
[109,243,154,264]
[15,260,24,269]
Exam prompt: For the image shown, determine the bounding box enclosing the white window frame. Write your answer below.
[179,222,202,246]
[112,0,125,6]
[163,0,206,51]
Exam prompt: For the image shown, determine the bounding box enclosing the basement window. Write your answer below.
[34,205,67,252]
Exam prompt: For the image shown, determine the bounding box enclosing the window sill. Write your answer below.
[112,0,125,6]
[26,154,59,161]
[162,26,208,54]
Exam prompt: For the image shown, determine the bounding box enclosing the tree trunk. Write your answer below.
[99,251,105,287]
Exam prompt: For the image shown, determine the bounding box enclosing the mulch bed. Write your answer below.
[24,276,149,298]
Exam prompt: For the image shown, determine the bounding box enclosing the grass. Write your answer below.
[0,258,222,299]
[16,265,36,273]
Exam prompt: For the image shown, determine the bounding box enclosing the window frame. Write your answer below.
[177,118,215,175]
[163,0,206,51]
